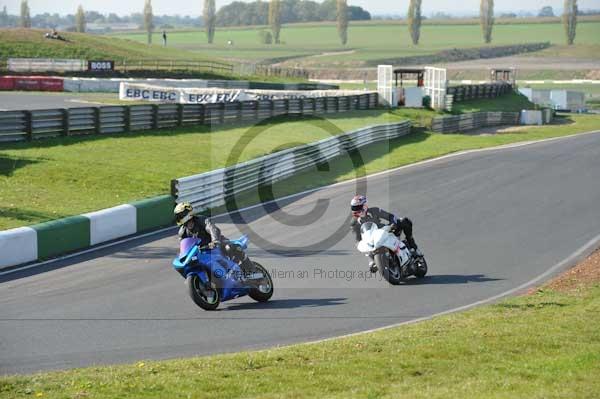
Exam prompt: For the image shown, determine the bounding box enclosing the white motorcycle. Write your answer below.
[357,222,428,285]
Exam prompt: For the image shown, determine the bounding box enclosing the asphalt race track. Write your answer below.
[1,131,600,374]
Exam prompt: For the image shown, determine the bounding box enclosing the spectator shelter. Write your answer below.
[490,68,516,86]
[393,68,425,88]
[393,68,425,107]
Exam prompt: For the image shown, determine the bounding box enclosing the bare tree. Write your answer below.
[20,0,31,28]
[563,0,578,45]
[337,0,348,45]
[269,0,282,44]
[144,0,154,45]
[75,5,86,33]
[204,0,216,44]
[480,0,494,43]
[407,0,422,45]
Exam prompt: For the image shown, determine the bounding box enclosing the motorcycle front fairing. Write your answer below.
[172,237,251,302]
[357,223,411,266]
[357,224,400,253]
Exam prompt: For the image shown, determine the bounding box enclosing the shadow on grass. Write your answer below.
[0,154,44,176]
[0,110,395,151]
[495,302,568,310]
[551,115,576,126]
[0,206,68,226]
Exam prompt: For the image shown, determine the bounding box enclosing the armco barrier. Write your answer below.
[431,112,520,133]
[446,82,513,103]
[171,122,412,211]
[0,93,379,143]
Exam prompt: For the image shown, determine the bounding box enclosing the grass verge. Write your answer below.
[0,110,416,230]
[1,252,598,398]
[451,91,536,113]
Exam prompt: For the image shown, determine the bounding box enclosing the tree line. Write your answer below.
[4,0,581,47]
[405,0,578,46]
[215,0,369,27]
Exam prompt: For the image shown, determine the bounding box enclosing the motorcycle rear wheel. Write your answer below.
[249,262,274,302]
[186,275,220,311]
[375,252,402,285]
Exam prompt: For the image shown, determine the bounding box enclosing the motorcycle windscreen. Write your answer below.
[179,238,199,258]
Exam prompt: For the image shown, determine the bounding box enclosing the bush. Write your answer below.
[423,95,431,109]
[259,30,273,44]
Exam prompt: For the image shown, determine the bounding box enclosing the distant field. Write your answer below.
[113,21,600,67]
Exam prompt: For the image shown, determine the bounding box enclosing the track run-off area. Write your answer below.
[1,130,600,375]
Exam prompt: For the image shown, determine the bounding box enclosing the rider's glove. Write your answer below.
[208,241,220,250]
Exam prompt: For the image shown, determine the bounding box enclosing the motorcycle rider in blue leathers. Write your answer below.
[174,203,254,274]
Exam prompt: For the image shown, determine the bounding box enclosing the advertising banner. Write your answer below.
[119,82,369,104]
[88,60,115,72]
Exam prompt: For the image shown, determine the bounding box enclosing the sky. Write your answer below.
[2,0,600,17]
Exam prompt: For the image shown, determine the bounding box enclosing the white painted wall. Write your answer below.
[0,227,38,268]
[83,205,137,246]
[520,110,543,125]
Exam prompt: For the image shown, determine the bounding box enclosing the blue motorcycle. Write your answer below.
[172,236,274,311]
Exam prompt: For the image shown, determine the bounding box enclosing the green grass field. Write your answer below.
[0,29,217,62]
[2,258,598,398]
[113,21,600,67]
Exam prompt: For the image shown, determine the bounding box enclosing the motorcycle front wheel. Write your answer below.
[249,262,274,302]
[375,252,402,285]
[415,256,428,279]
[186,275,220,311]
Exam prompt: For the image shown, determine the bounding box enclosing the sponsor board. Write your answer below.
[88,60,115,72]
[12,76,64,92]
[119,82,370,104]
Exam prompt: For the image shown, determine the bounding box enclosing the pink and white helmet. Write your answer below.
[350,195,368,218]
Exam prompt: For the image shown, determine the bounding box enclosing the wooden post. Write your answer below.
[219,103,225,124]
[61,108,70,136]
[94,107,101,135]
[124,106,131,132]
[199,104,205,126]
[24,111,33,141]
[177,104,184,127]
[152,105,159,130]
[236,101,243,123]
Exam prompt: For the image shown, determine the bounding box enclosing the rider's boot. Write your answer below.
[369,260,378,274]
[406,237,423,258]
